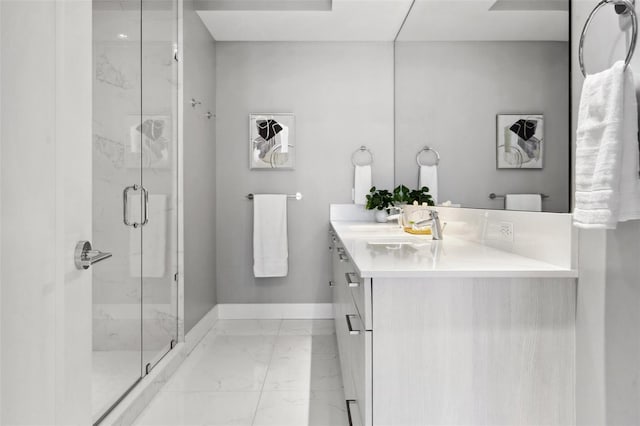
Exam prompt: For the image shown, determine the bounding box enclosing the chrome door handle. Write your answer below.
[345,272,360,288]
[123,184,140,227]
[141,185,149,226]
[345,314,361,335]
[75,241,112,270]
[339,254,349,262]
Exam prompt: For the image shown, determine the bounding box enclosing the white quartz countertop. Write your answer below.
[331,221,578,279]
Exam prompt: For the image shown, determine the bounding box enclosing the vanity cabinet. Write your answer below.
[329,230,372,426]
[329,227,576,426]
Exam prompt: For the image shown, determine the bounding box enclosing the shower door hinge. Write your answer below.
[173,49,179,62]
[174,272,178,282]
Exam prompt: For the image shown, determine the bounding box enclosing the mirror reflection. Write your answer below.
[394,0,570,212]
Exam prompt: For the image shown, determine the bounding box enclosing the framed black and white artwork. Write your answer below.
[125,114,172,169]
[249,113,295,170]
[496,114,544,169]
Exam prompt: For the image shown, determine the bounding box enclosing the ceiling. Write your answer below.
[397,0,569,42]
[197,0,414,41]
[196,0,569,42]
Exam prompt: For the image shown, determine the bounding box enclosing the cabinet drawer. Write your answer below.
[345,272,372,331]
[346,312,372,426]
[336,304,354,399]
[332,242,355,400]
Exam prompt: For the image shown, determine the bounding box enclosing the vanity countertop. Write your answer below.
[331,221,578,279]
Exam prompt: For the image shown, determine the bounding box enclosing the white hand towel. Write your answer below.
[253,194,288,278]
[419,165,438,204]
[574,61,640,229]
[617,70,640,221]
[129,194,167,278]
[505,194,542,212]
[353,165,372,205]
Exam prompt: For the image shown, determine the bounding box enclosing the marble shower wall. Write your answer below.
[93,9,179,354]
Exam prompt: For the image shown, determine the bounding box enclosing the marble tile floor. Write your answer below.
[133,320,348,426]
[93,349,171,422]
[93,351,143,422]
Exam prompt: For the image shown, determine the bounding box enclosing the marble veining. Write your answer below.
[93,133,125,168]
[96,53,133,90]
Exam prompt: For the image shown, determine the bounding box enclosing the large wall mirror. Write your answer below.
[394,0,571,212]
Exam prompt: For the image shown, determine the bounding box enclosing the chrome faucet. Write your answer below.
[386,206,404,227]
[413,210,444,240]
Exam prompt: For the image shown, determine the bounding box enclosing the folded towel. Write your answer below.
[617,70,640,221]
[353,165,372,205]
[130,194,167,278]
[574,61,640,229]
[253,194,288,278]
[505,194,542,212]
[419,165,438,204]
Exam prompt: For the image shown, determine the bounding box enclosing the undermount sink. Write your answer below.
[367,236,432,247]
[347,224,402,233]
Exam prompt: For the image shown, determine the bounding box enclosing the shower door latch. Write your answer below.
[74,241,112,270]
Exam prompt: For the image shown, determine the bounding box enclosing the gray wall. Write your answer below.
[215,42,394,303]
[395,41,570,213]
[184,2,217,332]
[572,2,640,424]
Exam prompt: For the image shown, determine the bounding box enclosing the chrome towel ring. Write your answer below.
[351,146,374,166]
[416,146,440,166]
[579,0,638,77]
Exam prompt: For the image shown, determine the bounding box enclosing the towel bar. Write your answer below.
[489,193,549,200]
[247,192,302,200]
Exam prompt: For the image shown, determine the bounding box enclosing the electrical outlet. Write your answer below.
[498,221,514,242]
[484,221,514,242]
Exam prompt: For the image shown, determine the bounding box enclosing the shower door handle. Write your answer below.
[140,186,149,226]
[123,184,140,228]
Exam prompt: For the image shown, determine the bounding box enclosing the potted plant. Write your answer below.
[393,184,411,205]
[408,186,435,206]
[365,187,395,222]
[393,185,434,206]
[389,185,435,229]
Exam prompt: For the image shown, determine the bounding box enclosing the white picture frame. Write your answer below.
[496,114,544,169]
[249,113,295,170]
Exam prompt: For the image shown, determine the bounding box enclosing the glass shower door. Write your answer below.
[92,0,144,422]
[91,0,178,420]
[140,0,179,372]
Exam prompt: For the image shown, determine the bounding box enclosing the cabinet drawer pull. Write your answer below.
[346,399,357,426]
[345,314,361,335]
[329,280,335,287]
[345,272,360,287]
[339,254,349,262]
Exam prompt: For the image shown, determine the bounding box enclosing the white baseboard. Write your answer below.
[217,303,333,320]
[185,304,219,354]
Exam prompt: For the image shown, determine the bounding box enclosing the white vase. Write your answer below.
[374,210,388,223]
